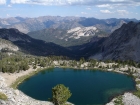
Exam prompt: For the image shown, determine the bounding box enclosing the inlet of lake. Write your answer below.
[18,68,136,105]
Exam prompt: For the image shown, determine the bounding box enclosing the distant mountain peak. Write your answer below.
[0,16,139,33]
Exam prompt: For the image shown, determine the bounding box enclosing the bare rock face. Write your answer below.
[67,26,100,39]
[91,22,140,62]
[123,93,140,105]
[0,38,19,51]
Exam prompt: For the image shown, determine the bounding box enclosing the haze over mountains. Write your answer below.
[0,16,140,61]
[1,16,138,47]
[0,16,138,33]
[0,16,83,33]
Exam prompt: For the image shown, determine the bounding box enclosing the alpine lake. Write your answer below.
[18,68,136,105]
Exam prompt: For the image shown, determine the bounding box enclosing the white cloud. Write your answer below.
[11,0,27,4]
[97,4,110,8]
[6,14,10,17]
[8,4,12,7]
[100,10,113,14]
[10,0,140,6]
[81,12,87,15]
[110,0,126,2]
[117,10,129,15]
[86,7,91,10]
[0,0,6,5]
[11,0,79,5]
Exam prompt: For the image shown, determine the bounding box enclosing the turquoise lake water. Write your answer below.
[18,68,136,105]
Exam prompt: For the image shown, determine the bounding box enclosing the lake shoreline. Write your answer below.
[0,61,135,88]
[1,61,140,105]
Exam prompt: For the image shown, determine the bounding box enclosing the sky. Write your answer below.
[0,0,140,19]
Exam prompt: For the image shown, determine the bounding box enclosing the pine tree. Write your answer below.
[51,84,72,105]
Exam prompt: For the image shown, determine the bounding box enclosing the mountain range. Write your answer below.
[1,16,139,48]
[0,16,140,61]
[0,16,139,34]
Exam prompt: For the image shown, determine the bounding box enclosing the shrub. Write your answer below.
[114,96,124,105]
[0,92,7,100]
[50,84,72,105]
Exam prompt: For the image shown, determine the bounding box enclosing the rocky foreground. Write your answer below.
[106,93,140,105]
[1,74,140,105]
[1,61,140,105]
[0,75,53,105]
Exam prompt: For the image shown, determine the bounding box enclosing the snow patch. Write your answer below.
[67,26,98,39]
[67,27,81,33]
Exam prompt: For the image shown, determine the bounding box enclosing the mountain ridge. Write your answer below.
[1,20,140,61]
[0,16,139,34]
[0,28,75,57]
[90,21,140,61]
[28,26,108,47]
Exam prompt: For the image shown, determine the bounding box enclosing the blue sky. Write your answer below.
[0,0,140,19]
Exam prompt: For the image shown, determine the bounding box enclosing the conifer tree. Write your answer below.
[51,84,72,105]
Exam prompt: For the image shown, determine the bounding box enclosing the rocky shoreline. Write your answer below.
[0,75,54,105]
[106,93,140,105]
[1,61,140,105]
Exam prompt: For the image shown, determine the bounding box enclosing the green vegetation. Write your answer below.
[134,88,140,98]
[50,84,72,105]
[0,53,29,73]
[133,80,140,98]
[2,51,140,104]
[1,50,140,74]
[136,81,140,84]
[0,92,7,100]
[114,60,137,68]
[0,52,68,73]
[114,96,124,105]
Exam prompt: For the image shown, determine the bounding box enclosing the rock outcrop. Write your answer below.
[123,93,140,105]
[0,38,19,51]
[106,93,140,105]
